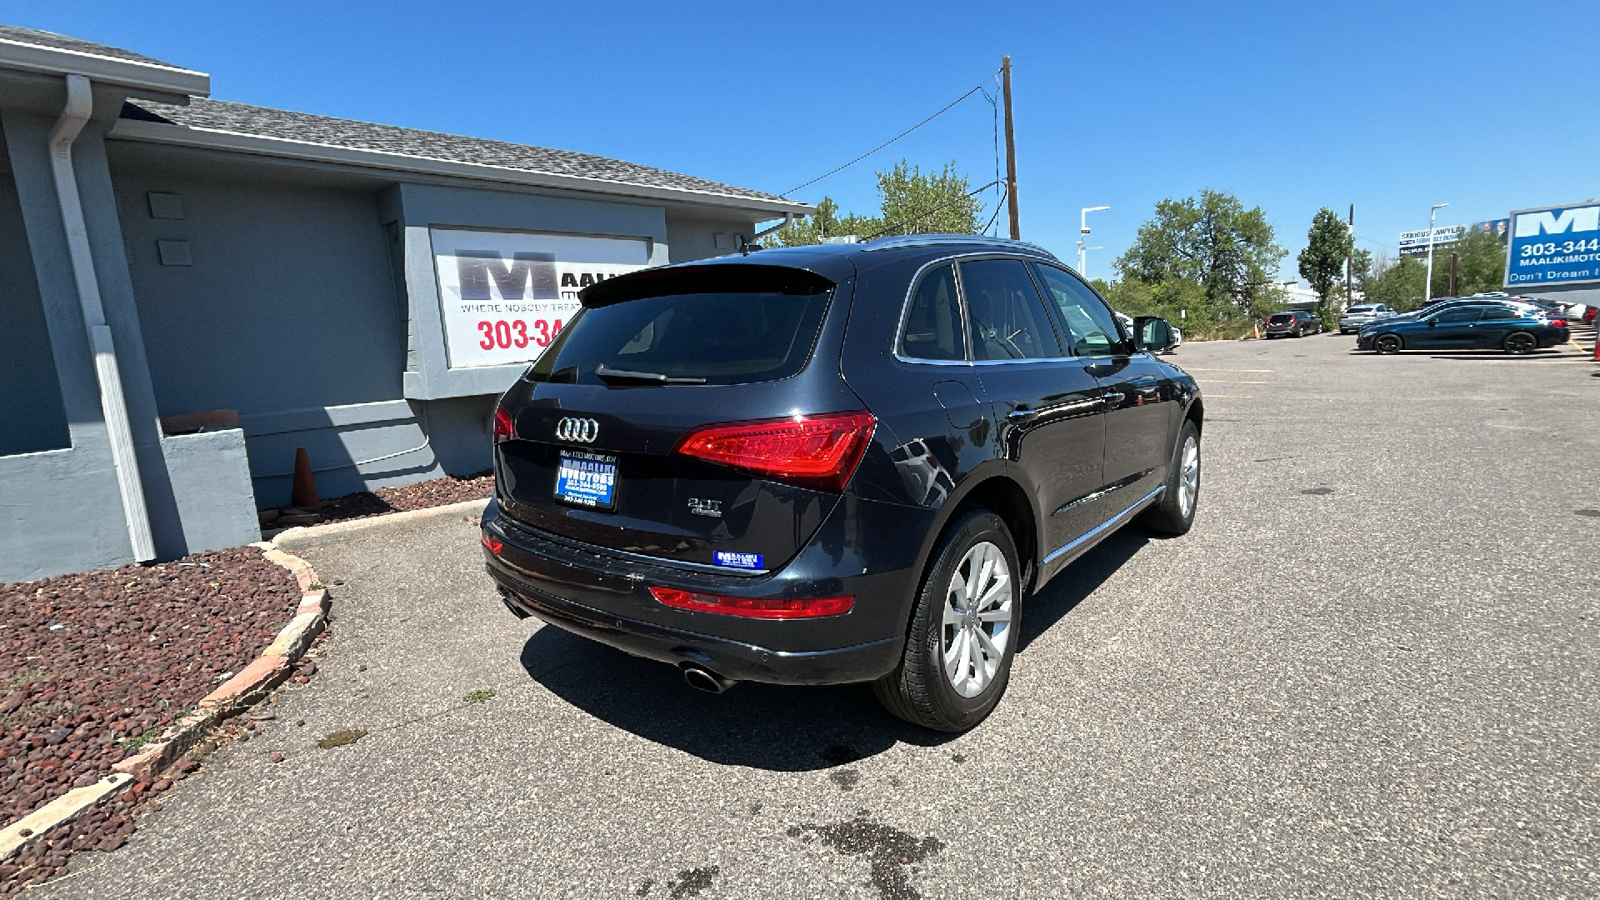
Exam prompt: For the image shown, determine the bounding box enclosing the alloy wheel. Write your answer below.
[1178,435,1200,519]
[940,541,1013,699]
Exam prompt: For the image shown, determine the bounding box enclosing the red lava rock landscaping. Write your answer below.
[284,471,494,526]
[0,546,303,890]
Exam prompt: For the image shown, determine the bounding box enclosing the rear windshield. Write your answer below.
[1269,314,1293,323]
[524,289,833,386]
[1347,306,1375,314]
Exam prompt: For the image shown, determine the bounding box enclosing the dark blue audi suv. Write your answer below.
[481,235,1202,731]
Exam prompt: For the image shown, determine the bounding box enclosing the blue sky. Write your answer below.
[11,0,1598,280]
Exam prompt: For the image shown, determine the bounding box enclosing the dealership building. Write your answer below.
[0,25,810,582]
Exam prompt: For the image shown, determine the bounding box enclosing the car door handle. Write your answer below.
[1007,407,1038,420]
[1102,392,1125,406]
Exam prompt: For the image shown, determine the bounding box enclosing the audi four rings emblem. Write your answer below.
[555,417,599,443]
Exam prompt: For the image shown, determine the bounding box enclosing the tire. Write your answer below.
[1374,333,1403,354]
[1140,418,1201,536]
[1504,332,1536,354]
[874,509,1020,732]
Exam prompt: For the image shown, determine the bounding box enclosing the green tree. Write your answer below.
[875,160,985,236]
[766,159,985,247]
[1363,255,1428,311]
[764,197,881,247]
[1115,189,1286,314]
[1429,228,1506,298]
[1297,207,1353,315]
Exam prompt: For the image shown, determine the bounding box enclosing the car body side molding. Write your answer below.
[1042,485,1166,565]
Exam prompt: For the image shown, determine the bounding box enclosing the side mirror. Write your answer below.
[1132,316,1174,353]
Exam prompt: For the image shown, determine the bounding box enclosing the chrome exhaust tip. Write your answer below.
[682,665,733,694]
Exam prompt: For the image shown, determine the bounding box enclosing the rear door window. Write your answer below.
[1481,307,1519,321]
[898,264,966,361]
[525,287,833,385]
[957,259,1063,360]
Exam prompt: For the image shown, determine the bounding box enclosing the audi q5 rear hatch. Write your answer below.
[492,262,869,574]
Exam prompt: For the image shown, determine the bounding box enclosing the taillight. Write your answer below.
[673,411,875,492]
[481,533,503,554]
[1551,319,1567,328]
[649,586,852,619]
[492,406,513,443]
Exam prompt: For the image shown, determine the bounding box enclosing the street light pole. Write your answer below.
[1078,205,1109,275]
[1424,202,1448,305]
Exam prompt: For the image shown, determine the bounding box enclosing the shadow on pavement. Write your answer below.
[1425,351,1573,361]
[1018,529,1148,652]
[519,629,953,771]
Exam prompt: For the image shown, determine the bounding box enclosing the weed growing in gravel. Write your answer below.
[120,726,164,754]
[2,669,49,689]
[463,689,495,704]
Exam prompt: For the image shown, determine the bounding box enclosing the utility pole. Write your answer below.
[1345,204,1354,307]
[1002,56,1020,241]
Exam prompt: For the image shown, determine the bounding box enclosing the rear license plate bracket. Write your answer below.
[554,450,618,510]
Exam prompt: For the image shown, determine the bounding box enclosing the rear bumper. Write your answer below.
[480,497,928,685]
[488,560,902,684]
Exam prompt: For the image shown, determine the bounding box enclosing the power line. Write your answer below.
[782,79,995,197]
[981,184,1008,237]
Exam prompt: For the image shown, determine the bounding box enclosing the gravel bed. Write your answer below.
[316,471,494,523]
[0,547,303,889]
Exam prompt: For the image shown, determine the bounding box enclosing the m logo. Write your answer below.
[457,250,560,301]
[1514,207,1600,238]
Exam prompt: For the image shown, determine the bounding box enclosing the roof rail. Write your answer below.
[862,233,1058,260]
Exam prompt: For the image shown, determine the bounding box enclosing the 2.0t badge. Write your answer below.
[687,498,722,518]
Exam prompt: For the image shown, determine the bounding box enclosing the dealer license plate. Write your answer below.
[554,450,618,510]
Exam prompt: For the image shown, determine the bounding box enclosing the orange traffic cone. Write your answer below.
[291,447,319,508]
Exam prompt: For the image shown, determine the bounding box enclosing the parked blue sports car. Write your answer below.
[1356,304,1570,355]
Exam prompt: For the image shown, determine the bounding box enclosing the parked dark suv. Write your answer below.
[481,235,1203,731]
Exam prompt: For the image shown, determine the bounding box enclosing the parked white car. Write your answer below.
[1338,303,1395,334]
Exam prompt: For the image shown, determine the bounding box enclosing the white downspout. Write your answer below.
[752,212,796,243]
[48,73,155,562]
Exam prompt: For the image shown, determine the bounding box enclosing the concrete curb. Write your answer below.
[110,546,330,781]
[0,774,132,862]
[270,498,489,551]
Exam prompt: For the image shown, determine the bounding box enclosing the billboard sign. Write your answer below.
[1397,225,1464,257]
[1505,202,1600,288]
[430,229,650,368]
[1471,218,1510,243]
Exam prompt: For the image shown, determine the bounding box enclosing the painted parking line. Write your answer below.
[1183,368,1275,373]
[1203,394,1254,399]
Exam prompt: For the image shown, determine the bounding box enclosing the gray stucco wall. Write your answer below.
[0,109,261,581]
[664,211,759,263]
[0,153,70,455]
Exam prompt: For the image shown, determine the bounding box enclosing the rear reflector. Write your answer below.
[673,411,875,492]
[481,534,503,555]
[650,586,853,619]
[492,407,513,443]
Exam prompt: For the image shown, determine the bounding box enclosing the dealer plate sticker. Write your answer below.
[555,450,617,509]
[713,551,765,570]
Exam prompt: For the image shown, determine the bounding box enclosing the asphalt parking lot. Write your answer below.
[45,332,1599,899]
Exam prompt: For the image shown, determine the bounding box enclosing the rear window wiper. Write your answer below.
[594,364,706,386]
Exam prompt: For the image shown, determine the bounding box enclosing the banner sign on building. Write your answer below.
[1505,202,1600,289]
[430,229,650,368]
[1397,225,1465,257]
